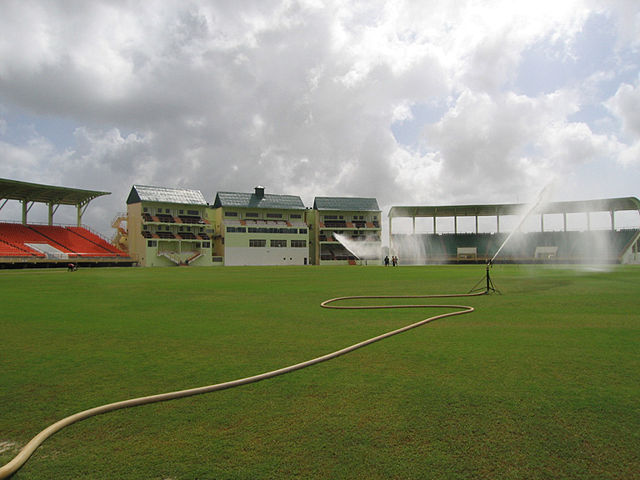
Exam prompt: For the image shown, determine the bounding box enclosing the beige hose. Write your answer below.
[0,291,484,478]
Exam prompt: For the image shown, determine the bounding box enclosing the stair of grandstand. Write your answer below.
[0,237,44,257]
[393,229,639,263]
[177,231,197,240]
[30,225,127,257]
[323,220,347,228]
[0,223,129,260]
[0,224,76,256]
[320,244,355,261]
[178,215,204,224]
[156,213,175,223]
[67,226,129,256]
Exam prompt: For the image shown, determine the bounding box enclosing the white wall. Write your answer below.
[224,247,308,266]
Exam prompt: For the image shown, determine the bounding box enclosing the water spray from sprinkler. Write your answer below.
[333,232,381,263]
[490,183,555,265]
[471,183,556,294]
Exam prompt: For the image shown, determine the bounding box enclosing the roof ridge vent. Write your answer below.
[254,186,265,198]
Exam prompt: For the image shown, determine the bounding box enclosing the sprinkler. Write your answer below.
[468,182,553,293]
[484,260,499,294]
[469,260,500,294]
[469,183,555,295]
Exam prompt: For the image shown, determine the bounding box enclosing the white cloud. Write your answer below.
[606,81,640,138]
[0,0,638,237]
[618,140,640,166]
[420,89,587,201]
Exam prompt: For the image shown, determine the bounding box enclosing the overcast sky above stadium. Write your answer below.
[1,0,639,236]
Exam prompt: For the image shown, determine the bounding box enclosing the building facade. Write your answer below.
[308,197,382,265]
[212,186,309,266]
[126,185,214,267]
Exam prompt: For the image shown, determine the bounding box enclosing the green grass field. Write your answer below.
[1,265,639,479]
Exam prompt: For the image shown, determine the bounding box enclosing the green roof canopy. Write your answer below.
[0,178,110,226]
[389,197,640,219]
[0,178,109,206]
[214,189,305,210]
[313,196,380,211]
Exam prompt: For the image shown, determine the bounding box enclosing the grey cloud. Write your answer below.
[421,89,595,202]
[0,1,638,237]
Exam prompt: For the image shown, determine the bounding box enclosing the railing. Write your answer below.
[158,251,181,264]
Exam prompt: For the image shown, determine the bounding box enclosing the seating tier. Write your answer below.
[0,223,128,258]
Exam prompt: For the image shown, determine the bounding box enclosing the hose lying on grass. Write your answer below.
[0,291,484,479]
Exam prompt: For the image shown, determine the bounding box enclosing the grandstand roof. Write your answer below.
[313,196,380,212]
[389,197,640,218]
[126,185,207,205]
[0,178,110,206]
[213,190,305,210]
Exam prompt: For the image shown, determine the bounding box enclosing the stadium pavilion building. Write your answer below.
[211,186,309,266]
[0,178,132,267]
[2,177,639,268]
[308,197,382,265]
[389,197,640,265]
[126,185,214,267]
[123,185,383,267]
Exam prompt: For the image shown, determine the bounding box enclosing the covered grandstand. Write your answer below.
[0,178,133,268]
[389,197,640,264]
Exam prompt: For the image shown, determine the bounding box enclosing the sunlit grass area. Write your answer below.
[1,265,639,479]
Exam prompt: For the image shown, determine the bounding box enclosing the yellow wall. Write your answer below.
[126,203,143,265]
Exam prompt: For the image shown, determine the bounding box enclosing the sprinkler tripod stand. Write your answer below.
[469,260,500,294]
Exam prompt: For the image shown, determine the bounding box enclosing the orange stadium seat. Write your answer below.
[0,223,128,259]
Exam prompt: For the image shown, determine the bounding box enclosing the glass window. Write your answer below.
[249,239,266,247]
[225,211,238,217]
[271,239,287,247]
[291,240,307,248]
[266,213,282,218]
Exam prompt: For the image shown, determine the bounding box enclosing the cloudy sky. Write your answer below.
[1,0,639,238]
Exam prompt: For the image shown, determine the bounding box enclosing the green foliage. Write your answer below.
[1,265,639,479]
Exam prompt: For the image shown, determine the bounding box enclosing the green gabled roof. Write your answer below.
[313,196,380,212]
[0,178,109,206]
[126,185,207,206]
[213,191,305,210]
